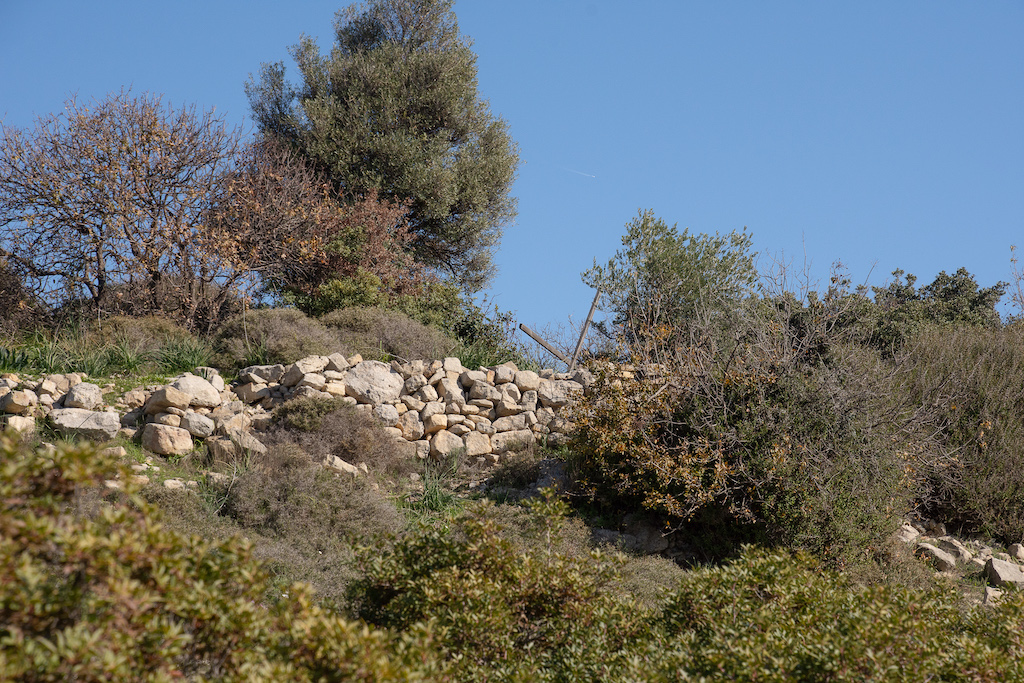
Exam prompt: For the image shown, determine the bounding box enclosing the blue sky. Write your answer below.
[2,1,1022,339]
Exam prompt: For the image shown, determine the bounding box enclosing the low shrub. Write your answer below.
[268,397,420,480]
[654,546,1024,681]
[0,435,447,681]
[212,307,343,370]
[320,306,456,362]
[347,494,656,679]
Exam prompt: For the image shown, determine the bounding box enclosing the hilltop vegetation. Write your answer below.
[4,0,1024,679]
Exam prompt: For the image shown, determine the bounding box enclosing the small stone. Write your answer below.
[985,557,1024,588]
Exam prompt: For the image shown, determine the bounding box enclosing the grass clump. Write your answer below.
[320,306,456,362]
[212,307,342,370]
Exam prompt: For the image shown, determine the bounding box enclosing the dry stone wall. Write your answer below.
[0,354,593,473]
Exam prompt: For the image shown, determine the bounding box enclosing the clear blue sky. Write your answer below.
[3,1,1022,339]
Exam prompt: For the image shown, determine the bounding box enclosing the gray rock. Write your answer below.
[345,361,404,404]
[373,403,400,427]
[491,429,535,454]
[538,380,583,408]
[282,356,330,387]
[239,364,286,384]
[64,382,103,410]
[985,557,1024,588]
[48,408,121,440]
[180,412,216,438]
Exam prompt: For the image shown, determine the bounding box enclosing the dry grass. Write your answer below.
[320,306,456,362]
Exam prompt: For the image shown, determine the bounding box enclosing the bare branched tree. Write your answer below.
[0,89,242,329]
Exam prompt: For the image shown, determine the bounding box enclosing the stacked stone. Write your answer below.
[232,355,591,463]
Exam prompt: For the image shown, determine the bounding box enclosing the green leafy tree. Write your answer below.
[582,209,757,354]
[247,0,518,291]
[866,267,1006,351]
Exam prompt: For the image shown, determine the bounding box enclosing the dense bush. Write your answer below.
[0,435,447,681]
[654,546,1024,681]
[902,324,1024,541]
[269,396,421,480]
[320,306,456,362]
[568,289,935,568]
[347,494,656,679]
[212,307,343,369]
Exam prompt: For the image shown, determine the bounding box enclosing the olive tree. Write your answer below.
[246,0,519,290]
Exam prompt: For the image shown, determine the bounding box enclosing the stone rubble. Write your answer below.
[0,354,591,468]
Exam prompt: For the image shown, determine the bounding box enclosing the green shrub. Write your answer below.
[347,495,656,679]
[902,325,1024,542]
[212,308,343,370]
[0,435,447,681]
[655,546,1024,681]
[568,297,928,569]
[268,397,420,480]
[320,306,456,361]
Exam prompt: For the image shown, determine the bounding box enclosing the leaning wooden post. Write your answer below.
[519,324,572,368]
[569,287,601,372]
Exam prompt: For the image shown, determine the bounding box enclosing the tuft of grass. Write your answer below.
[153,337,212,375]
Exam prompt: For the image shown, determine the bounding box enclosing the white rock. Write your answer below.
[538,380,583,409]
[142,423,194,456]
[916,543,957,572]
[64,382,103,410]
[171,374,222,408]
[514,370,541,392]
[373,403,400,427]
[985,557,1024,588]
[48,408,121,440]
[345,361,404,404]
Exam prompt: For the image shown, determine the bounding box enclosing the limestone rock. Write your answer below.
[897,522,920,544]
[985,557,1024,588]
[423,413,448,435]
[171,374,222,408]
[538,380,583,409]
[325,353,350,372]
[240,364,286,384]
[373,403,400,427]
[399,412,425,441]
[142,423,194,456]
[282,356,330,387]
[430,429,464,458]
[233,382,270,403]
[180,411,216,438]
[145,386,191,415]
[324,454,360,476]
[491,429,535,454]
[514,370,541,392]
[345,361,404,404]
[64,382,104,410]
[464,431,491,457]
[3,415,35,434]
[48,408,121,440]
[1,389,37,415]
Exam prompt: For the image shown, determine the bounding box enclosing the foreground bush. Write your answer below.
[347,494,656,679]
[656,547,1024,681]
[0,436,447,681]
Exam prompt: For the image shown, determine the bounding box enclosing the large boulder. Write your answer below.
[491,429,535,454]
[171,374,222,408]
[144,386,191,415]
[985,557,1024,588]
[49,408,121,440]
[345,361,403,405]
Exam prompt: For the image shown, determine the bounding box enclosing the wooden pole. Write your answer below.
[569,287,601,372]
[519,323,571,367]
